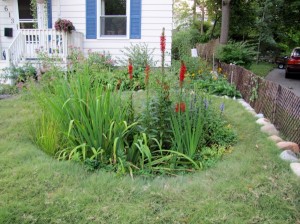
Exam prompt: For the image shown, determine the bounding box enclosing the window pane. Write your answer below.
[100,16,127,36]
[104,0,126,15]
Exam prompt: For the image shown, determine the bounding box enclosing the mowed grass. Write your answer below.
[249,62,275,78]
[0,94,300,224]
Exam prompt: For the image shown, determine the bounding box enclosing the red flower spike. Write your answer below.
[175,102,186,113]
[145,65,150,85]
[179,61,187,87]
[160,28,166,53]
[128,58,133,80]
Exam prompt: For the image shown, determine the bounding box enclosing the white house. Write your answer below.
[0,0,173,77]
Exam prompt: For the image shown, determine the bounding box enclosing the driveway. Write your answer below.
[265,69,300,97]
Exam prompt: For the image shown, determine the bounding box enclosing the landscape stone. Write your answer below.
[256,118,271,126]
[245,106,255,111]
[290,163,300,177]
[277,141,300,153]
[260,124,279,136]
[255,113,264,118]
[280,150,299,162]
[248,110,257,116]
[239,100,251,108]
[268,135,283,143]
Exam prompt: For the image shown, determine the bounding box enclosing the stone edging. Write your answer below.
[237,99,300,178]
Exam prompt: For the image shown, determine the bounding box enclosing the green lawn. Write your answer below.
[0,94,299,223]
[249,62,276,78]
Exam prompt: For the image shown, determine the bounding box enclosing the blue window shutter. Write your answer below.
[47,0,52,28]
[86,0,97,39]
[130,0,141,39]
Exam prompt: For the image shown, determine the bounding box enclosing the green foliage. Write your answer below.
[170,95,205,159]
[119,43,157,68]
[202,105,237,146]
[31,50,238,175]
[172,57,210,82]
[3,63,37,83]
[33,69,136,171]
[198,145,226,168]
[195,72,242,98]
[216,41,257,68]
[32,112,65,156]
[140,87,173,150]
[172,28,207,59]
[87,51,115,71]
[0,84,18,95]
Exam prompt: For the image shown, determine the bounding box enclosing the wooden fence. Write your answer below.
[219,63,300,146]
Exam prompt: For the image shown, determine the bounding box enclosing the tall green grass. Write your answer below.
[33,66,136,169]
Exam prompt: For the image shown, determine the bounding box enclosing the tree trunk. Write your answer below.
[193,0,197,22]
[200,4,205,35]
[220,0,231,44]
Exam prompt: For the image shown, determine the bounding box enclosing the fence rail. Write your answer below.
[219,63,300,145]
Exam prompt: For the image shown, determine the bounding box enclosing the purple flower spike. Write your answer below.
[220,103,225,113]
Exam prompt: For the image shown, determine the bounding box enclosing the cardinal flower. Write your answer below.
[160,28,166,53]
[175,102,186,113]
[179,61,187,88]
[128,58,133,80]
[145,64,150,86]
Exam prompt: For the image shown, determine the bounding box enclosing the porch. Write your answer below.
[2,29,84,67]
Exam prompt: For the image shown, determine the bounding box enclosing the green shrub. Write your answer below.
[216,41,257,68]
[3,63,37,83]
[195,72,242,98]
[119,43,157,68]
[172,56,209,76]
[87,51,115,71]
[172,28,207,60]
[0,84,18,95]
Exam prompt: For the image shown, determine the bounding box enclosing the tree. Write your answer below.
[220,0,231,44]
[173,0,193,28]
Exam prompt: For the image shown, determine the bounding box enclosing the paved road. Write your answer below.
[265,69,300,97]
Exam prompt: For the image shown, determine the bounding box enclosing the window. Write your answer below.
[86,0,141,39]
[99,0,128,37]
[18,0,37,29]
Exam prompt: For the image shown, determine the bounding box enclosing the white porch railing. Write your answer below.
[6,32,24,66]
[5,29,84,66]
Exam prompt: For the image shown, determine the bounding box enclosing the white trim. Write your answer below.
[14,0,19,30]
[96,0,130,39]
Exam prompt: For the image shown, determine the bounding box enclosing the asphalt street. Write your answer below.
[265,69,300,97]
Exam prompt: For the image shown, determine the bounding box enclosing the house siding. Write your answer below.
[0,1,16,60]
[52,0,173,66]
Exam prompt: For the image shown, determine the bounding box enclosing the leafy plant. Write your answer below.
[3,63,37,83]
[195,73,242,98]
[170,95,205,159]
[216,41,257,68]
[119,43,157,68]
[0,84,18,95]
[32,112,66,156]
[87,50,115,71]
[33,66,137,169]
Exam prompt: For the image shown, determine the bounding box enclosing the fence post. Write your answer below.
[272,85,281,124]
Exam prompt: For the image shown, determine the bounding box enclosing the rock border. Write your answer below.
[237,99,300,178]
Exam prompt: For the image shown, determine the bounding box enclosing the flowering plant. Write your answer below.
[54,19,75,33]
